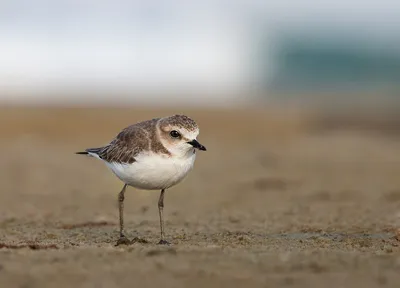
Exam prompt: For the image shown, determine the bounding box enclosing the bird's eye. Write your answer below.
[170,130,181,138]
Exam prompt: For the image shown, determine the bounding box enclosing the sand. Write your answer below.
[1,106,400,288]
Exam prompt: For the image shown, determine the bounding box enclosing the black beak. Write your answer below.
[187,139,207,151]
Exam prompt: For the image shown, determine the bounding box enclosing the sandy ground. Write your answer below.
[1,106,400,287]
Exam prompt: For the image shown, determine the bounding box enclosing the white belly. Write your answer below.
[104,152,196,190]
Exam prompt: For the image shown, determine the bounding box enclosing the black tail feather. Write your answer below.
[76,147,104,156]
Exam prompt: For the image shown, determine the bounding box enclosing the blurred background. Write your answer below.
[1,0,399,107]
[2,1,400,287]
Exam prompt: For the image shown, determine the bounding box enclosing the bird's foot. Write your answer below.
[157,239,170,245]
[115,235,131,246]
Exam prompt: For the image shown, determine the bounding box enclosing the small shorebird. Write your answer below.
[76,115,206,245]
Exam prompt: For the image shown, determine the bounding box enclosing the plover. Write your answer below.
[76,115,206,245]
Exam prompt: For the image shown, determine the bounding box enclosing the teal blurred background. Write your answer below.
[0,0,399,107]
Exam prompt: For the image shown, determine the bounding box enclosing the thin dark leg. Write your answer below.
[119,184,127,237]
[116,184,130,246]
[158,189,170,245]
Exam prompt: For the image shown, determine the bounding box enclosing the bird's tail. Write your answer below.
[75,147,104,159]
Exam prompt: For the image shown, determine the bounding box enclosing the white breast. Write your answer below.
[104,151,196,190]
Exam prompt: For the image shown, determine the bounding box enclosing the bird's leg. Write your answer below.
[116,184,130,246]
[118,184,127,238]
[158,189,170,245]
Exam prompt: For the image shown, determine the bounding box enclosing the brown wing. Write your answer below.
[87,124,150,164]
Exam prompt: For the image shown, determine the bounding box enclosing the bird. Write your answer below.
[76,115,206,245]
